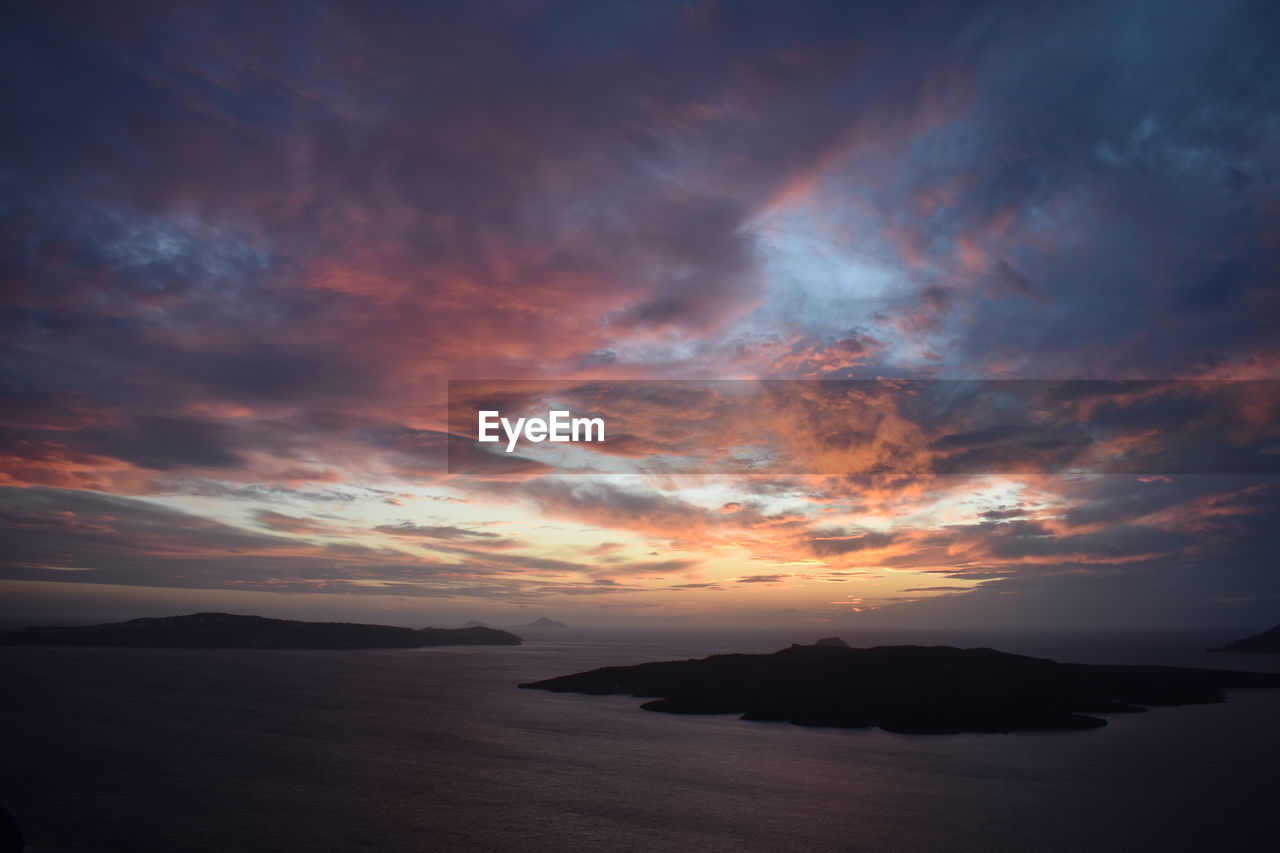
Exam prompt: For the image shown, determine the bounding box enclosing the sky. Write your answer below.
[2,0,1279,630]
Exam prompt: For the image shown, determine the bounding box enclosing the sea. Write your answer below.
[3,627,1279,852]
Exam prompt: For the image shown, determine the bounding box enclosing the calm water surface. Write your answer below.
[2,628,1278,852]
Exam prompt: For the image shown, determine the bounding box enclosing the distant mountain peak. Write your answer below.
[515,616,568,628]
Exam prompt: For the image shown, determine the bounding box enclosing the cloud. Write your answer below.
[2,1,1279,627]
[375,523,503,541]
[980,507,1028,521]
[487,479,714,545]
[807,528,898,557]
[254,510,344,536]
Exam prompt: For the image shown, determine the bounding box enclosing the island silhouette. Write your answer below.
[520,641,1280,734]
[0,612,521,649]
[1209,622,1280,653]
[513,616,568,628]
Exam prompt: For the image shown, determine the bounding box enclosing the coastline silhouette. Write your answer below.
[521,640,1280,734]
[0,612,521,649]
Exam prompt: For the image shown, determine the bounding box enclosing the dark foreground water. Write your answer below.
[3,628,1279,852]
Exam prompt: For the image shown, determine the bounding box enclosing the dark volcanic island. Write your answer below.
[0,612,522,649]
[519,642,1280,734]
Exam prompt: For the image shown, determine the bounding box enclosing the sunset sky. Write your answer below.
[3,0,1279,629]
